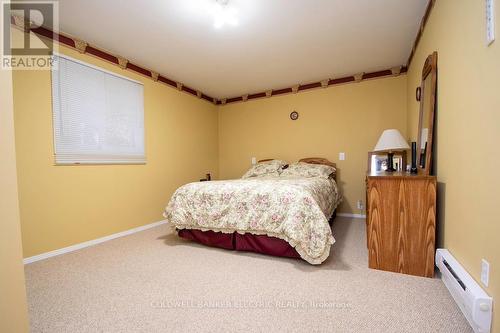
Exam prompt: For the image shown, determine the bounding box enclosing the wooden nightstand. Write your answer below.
[366,171,437,277]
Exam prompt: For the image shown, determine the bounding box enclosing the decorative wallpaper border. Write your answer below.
[406,0,436,67]
[10,15,218,104]
[217,66,408,105]
[11,1,433,106]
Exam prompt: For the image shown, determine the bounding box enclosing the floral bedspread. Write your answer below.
[163,176,341,264]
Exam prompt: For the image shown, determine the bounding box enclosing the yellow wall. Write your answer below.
[0,68,29,331]
[218,76,407,214]
[12,29,219,258]
[12,4,499,329]
[406,1,500,331]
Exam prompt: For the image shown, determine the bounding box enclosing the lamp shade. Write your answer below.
[374,129,410,152]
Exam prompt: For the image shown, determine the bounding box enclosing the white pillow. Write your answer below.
[281,162,336,179]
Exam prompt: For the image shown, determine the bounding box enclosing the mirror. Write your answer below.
[416,52,437,175]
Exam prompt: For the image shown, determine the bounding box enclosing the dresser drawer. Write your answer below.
[366,174,436,277]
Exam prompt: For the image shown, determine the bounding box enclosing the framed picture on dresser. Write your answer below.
[367,151,407,173]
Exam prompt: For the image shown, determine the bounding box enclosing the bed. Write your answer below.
[163,158,341,264]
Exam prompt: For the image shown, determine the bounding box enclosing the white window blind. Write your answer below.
[51,54,145,164]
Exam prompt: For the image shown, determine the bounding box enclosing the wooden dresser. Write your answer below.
[366,171,437,277]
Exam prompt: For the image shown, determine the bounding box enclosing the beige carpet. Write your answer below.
[25,217,472,333]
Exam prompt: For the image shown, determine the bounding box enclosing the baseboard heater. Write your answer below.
[435,249,493,333]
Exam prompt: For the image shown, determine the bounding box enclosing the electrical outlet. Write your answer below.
[357,200,364,210]
[339,152,345,161]
[251,157,257,165]
[486,0,495,45]
[481,259,490,287]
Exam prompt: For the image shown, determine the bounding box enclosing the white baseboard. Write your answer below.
[23,220,168,264]
[336,213,366,219]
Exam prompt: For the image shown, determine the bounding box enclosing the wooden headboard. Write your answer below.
[299,157,336,169]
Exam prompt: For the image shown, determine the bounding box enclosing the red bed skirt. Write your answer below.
[178,229,301,258]
[177,211,336,260]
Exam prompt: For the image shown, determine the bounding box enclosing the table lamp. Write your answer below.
[374,129,410,172]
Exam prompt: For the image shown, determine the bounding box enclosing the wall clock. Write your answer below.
[290,111,299,120]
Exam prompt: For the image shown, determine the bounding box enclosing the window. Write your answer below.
[51,54,145,164]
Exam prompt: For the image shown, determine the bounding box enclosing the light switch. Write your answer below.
[251,157,257,165]
[481,259,490,287]
[486,0,495,45]
[339,152,345,161]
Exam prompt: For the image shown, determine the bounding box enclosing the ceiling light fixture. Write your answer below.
[209,0,238,29]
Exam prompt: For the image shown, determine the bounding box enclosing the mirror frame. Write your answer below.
[416,51,438,175]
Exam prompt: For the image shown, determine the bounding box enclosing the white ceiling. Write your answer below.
[58,0,428,99]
